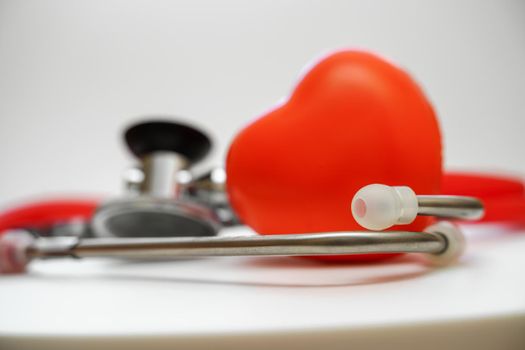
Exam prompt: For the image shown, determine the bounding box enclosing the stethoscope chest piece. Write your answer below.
[91,119,223,239]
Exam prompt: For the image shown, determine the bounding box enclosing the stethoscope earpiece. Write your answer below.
[351,184,419,231]
[351,184,484,231]
[422,221,466,267]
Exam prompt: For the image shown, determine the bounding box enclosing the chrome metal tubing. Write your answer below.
[27,231,447,260]
[141,152,187,198]
[417,195,484,220]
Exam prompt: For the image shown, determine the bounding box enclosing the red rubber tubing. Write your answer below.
[443,172,525,224]
[0,198,99,234]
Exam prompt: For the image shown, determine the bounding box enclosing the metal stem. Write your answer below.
[141,152,187,198]
[417,195,484,220]
[26,231,447,260]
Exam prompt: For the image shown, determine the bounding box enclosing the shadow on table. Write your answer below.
[27,253,460,288]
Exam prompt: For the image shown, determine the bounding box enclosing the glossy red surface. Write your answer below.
[226,50,443,262]
[0,199,98,234]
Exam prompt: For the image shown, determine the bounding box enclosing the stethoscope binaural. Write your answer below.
[0,119,520,274]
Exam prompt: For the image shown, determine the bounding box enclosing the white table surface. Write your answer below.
[0,225,524,350]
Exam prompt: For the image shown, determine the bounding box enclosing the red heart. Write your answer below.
[226,50,442,262]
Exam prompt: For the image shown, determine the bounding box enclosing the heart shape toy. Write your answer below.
[226,50,442,262]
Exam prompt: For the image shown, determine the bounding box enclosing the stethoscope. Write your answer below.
[0,119,523,274]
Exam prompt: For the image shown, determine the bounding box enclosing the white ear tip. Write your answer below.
[351,184,416,231]
[423,222,466,267]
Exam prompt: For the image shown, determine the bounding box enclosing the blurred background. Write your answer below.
[0,0,524,205]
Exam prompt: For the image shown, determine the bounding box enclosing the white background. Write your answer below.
[0,0,524,205]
